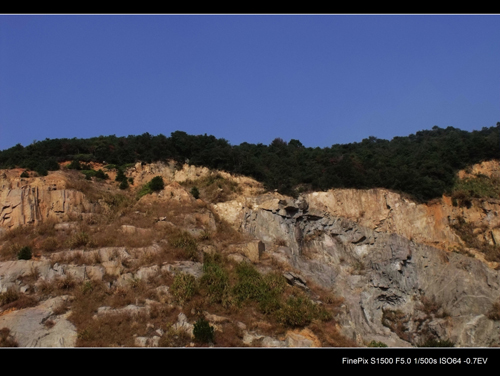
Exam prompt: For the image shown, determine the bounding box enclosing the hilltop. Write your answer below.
[1,124,499,202]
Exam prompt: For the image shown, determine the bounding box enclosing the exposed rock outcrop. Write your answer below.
[218,188,500,347]
[1,161,500,347]
[0,295,76,347]
[0,170,100,229]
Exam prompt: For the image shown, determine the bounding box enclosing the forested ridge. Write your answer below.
[1,124,499,202]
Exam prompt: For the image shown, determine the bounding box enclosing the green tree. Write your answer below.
[115,168,127,183]
[149,176,164,191]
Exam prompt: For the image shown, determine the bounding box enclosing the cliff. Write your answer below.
[0,160,499,347]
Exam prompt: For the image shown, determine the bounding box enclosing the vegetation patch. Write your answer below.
[274,295,332,328]
[451,174,500,207]
[17,246,32,260]
[417,338,455,347]
[0,328,18,347]
[182,173,241,203]
[381,308,411,342]
[451,216,500,262]
[193,317,215,344]
[487,301,500,321]
[169,230,199,261]
[158,325,193,347]
[171,273,198,305]
[1,126,499,201]
[199,253,231,306]
[368,340,388,347]
[138,176,165,198]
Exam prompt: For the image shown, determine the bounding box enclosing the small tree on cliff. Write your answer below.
[149,176,164,192]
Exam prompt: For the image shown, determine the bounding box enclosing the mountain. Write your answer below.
[0,159,499,347]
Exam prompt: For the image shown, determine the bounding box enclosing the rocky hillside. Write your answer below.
[0,160,499,347]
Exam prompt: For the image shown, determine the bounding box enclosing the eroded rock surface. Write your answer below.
[1,161,500,347]
[0,295,76,347]
[225,191,500,347]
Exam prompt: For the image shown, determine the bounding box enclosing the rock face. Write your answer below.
[0,170,98,229]
[216,190,500,347]
[0,295,76,347]
[1,161,500,347]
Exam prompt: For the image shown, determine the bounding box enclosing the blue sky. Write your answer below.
[0,14,498,151]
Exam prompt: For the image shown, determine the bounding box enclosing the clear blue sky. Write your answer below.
[1,14,499,151]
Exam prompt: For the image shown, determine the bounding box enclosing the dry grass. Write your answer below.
[210,321,245,347]
[181,172,242,204]
[39,237,60,253]
[451,216,500,262]
[0,225,33,243]
[381,308,411,342]
[0,226,36,260]
[0,328,18,347]
[0,242,24,260]
[77,311,150,347]
[210,211,244,247]
[68,277,182,347]
[64,171,103,203]
[36,275,78,299]
[419,296,441,316]
[158,324,193,347]
[274,238,288,247]
[0,166,362,347]
[34,218,58,237]
[308,320,357,347]
[0,287,38,312]
[487,301,500,321]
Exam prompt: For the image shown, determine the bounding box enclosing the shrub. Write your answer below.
[67,160,82,170]
[274,296,316,328]
[190,186,200,199]
[0,287,19,306]
[95,169,109,180]
[119,179,129,190]
[452,175,500,202]
[82,170,95,180]
[66,231,91,249]
[193,318,214,344]
[189,173,241,203]
[273,290,332,328]
[200,254,231,306]
[170,231,198,261]
[171,273,197,305]
[159,326,193,347]
[137,184,152,198]
[232,262,265,303]
[35,167,48,176]
[115,169,127,183]
[418,338,455,347]
[138,176,164,198]
[40,237,59,253]
[232,262,287,315]
[149,176,164,192]
[368,340,388,347]
[257,290,282,315]
[17,246,32,260]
